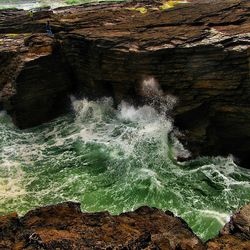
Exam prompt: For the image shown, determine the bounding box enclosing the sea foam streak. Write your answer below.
[0,94,250,241]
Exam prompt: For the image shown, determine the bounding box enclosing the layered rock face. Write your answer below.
[0,202,205,249]
[0,23,72,128]
[0,0,250,166]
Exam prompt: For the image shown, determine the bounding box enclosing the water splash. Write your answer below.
[140,76,177,112]
[0,99,250,240]
[140,76,163,97]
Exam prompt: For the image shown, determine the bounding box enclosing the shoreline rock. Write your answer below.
[0,202,249,249]
[0,202,205,249]
[207,203,250,250]
[0,0,250,167]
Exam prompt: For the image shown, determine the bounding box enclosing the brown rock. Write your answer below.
[1,202,250,249]
[0,213,20,249]
[207,235,250,250]
[0,33,73,128]
[220,203,250,240]
[0,202,205,250]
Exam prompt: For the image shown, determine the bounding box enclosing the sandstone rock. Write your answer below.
[0,0,250,166]
[0,202,205,249]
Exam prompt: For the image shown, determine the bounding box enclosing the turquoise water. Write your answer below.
[0,97,250,240]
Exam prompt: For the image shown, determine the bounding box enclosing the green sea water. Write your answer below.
[0,97,250,241]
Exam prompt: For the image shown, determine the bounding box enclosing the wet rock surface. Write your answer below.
[0,0,250,166]
[0,202,206,250]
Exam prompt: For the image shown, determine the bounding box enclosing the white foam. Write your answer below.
[197,209,230,225]
[0,161,27,199]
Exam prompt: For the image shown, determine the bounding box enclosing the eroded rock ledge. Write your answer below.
[0,202,250,249]
[0,0,250,167]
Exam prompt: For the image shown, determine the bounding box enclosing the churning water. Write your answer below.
[0,97,250,241]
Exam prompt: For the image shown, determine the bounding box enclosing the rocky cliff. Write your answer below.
[0,202,249,249]
[0,0,250,167]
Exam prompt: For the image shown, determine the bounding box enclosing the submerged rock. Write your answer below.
[0,0,250,167]
[0,202,205,249]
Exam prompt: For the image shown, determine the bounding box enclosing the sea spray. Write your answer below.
[139,76,189,161]
[139,76,177,114]
[0,98,250,240]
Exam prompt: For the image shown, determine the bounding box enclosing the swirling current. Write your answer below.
[0,97,250,241]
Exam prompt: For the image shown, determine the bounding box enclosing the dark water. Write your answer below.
[0,97,250,240]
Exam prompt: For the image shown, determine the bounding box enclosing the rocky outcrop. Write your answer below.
[0,32,72,128]
[0,202,205,249]
[1,202,250,249]
[0,0,250,166]
[207,203,250,250]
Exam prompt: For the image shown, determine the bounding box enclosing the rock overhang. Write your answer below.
[0,0,250,167]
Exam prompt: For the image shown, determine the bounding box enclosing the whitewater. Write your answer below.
[0,95,250,241]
